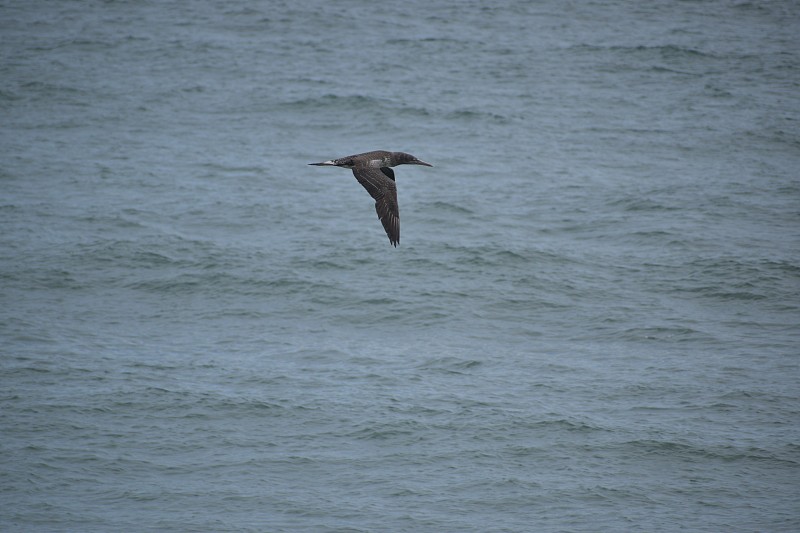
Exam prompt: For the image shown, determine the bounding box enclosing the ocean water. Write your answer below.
[1,0,799,531]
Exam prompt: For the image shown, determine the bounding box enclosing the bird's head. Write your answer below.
[395,152,433,167]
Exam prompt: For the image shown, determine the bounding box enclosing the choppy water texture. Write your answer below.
[2,1,799,531]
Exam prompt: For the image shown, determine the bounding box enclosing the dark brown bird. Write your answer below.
[308,150,432,247]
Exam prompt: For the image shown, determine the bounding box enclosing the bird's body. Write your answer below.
[309,151,432,247]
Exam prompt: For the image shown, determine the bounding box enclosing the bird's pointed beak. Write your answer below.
[308,160,337,166]
[413,159,433,167]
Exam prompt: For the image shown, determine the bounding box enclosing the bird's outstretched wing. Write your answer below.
[352,166,399,246]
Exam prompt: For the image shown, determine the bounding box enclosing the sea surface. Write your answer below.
[2,1,799,531]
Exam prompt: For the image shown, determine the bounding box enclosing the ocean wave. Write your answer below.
[569,43,715,59]
[606,439,800,466]
[280,93,388,110]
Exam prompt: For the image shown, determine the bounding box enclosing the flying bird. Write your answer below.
[308,150,433,247]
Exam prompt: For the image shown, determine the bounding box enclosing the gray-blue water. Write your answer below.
[2,1,799,531]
